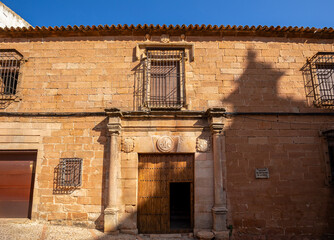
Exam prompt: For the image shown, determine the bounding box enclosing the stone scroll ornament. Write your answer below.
[160,34,170,43]
[156,136,174,152]
[196,138,211,152]
[122,138,134,153]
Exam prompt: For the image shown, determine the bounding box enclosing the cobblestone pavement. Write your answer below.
[0,219,195,240]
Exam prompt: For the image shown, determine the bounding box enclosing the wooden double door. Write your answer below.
[138,154,194,233]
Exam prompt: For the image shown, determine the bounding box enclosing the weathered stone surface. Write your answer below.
[196,231,214,240]
[196,138,211,152]
[213,231,229,240]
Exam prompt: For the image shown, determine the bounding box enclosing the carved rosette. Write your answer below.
[122,138,134,153]
[156,136,174,152]
[196,138,211,152]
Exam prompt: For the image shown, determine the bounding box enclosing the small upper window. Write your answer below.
[144,49,185,109]
[302,52,334,108]
[0,49,23,98]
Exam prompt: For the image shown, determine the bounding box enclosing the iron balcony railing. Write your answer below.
[302,52,334,108]
[144,49,185,109]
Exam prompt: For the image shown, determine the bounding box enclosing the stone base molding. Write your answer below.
[104,207,119,234]
[196,231,215,240]
[119,229,138,235]
[212,206,228,232]
[213,230,230,240]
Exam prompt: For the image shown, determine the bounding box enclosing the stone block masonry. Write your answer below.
[0,29,333,239]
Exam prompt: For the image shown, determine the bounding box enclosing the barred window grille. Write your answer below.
[56,158,82,189]
[302,52,334,108]
[144,49,185,109]
[0,49,23,98]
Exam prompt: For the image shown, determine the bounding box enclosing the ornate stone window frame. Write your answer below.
[136,42,194,62]
[135,42,194,111]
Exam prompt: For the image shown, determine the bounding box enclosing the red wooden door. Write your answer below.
[0,151,37,218]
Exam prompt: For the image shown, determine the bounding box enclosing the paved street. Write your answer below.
[0,219,195,240]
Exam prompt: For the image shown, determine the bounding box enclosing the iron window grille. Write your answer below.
[301,52,334,108]
[144,49,185,109]
[0,49,23,98]
[55,158,82,191]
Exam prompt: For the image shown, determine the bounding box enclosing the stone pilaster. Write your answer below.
[207,108,229,239]
[104,108,122,234]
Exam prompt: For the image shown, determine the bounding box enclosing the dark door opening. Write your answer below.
[170,182,191,230]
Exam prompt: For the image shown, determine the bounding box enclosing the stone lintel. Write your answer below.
[136,42,195,62]
[107,110,211,132]
[121,110,206,119]
[105,108,123,117]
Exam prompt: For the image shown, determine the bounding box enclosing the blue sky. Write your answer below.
[2,0,334,28]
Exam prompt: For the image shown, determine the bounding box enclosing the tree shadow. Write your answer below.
[223,50,306,113]
[222,50,334,239]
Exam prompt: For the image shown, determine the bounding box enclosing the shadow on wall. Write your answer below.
[92,118,109,229]
[223,50,306,113]
[222,50,334,239]
[132,61,145,111]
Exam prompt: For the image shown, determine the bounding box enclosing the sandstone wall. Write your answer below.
[0,35,333,237]
[1,36,333,112]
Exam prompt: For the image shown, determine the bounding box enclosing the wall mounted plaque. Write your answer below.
[255,168,269,179]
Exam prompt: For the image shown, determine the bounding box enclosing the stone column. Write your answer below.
[104,109,122,234]
[207,108,229,240]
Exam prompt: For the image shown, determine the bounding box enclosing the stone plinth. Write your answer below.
[104,207,119,234]
[197,231,214,240]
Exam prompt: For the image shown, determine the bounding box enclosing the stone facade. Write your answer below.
[0,26,333,239]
